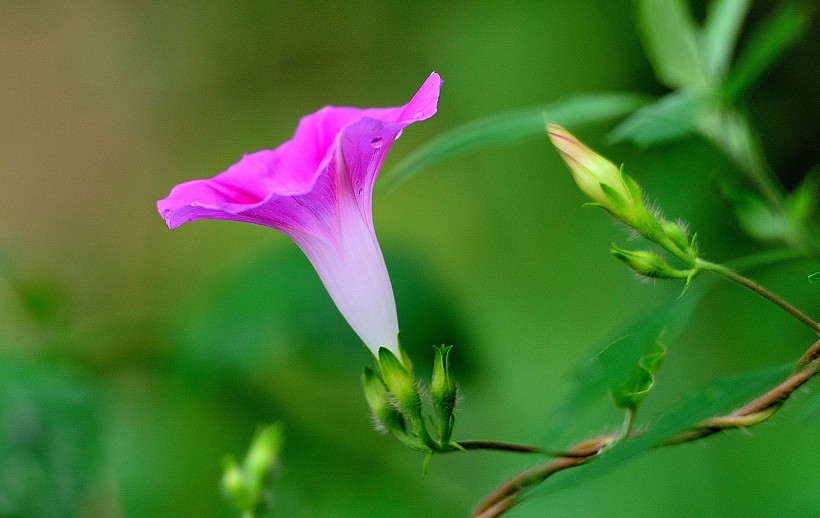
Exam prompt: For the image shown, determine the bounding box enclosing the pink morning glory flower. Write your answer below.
[158,73,442,357]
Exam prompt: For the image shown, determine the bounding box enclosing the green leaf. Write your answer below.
[541,293,699,443]
[722,3,808,101]
[636,0,706,88]
[609,90,700,146]
[536,363,793,496]
[703,0,751,80]
[608,341,667,410]
[381,93,648,190]
[809,272,820,284]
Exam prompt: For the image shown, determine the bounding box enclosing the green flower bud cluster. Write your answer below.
[361,345,460,454]
[548,124,701,284]
[221,423,284,516]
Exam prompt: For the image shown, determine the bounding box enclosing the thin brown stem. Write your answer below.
[456,440,593,458]
[470,436,614,518]
[472,339,820,517]
[797,339,820,369]
[471,495,519,518]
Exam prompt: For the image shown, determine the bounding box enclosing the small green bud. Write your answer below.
[547,123,651,227]
[221,424,284,514]
[245,423,284,487]
[378,347,422,420]
[431,345,456,407]
[431,345,458,443]
[221,457,255,512]
[362,367,407,435]
[611,246,694,280]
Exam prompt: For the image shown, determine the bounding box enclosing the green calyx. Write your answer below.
[611,246,695,280]
[378,347,423,421]
[362,366,409,438]
[431,344,458,444]
[361,346,465,456]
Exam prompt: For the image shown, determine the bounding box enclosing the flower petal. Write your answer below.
[157,72,442,233]
[157,73,443,356]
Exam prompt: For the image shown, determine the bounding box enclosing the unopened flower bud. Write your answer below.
[378,347,422,420]
[431,345,458,443]
[221,457,255,512]
[245,423,284,486]
[431,345,456,409]
[547,123,651,229]
[610,246,694,280]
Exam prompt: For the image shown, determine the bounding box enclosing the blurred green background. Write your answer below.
[1,1,818,517]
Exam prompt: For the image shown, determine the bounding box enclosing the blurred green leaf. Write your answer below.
[169,247,474,385]
[785,173,818,226]
[170,248,350,382]
[637,0,706,88]
[537,363,793,496]
[11,276,72,328]
[542,294,699,443]
[382,93,648,190]
[722,3,808,101]
[0,360,104,517]
[809,272,820,284]
[703,0,751,80]
[0,258,73,346]
[719,179,789,243]
[609,90,699,146]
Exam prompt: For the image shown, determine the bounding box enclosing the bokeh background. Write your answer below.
[1,1,818,517]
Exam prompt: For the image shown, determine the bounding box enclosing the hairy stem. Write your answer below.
[697,259,820,334]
